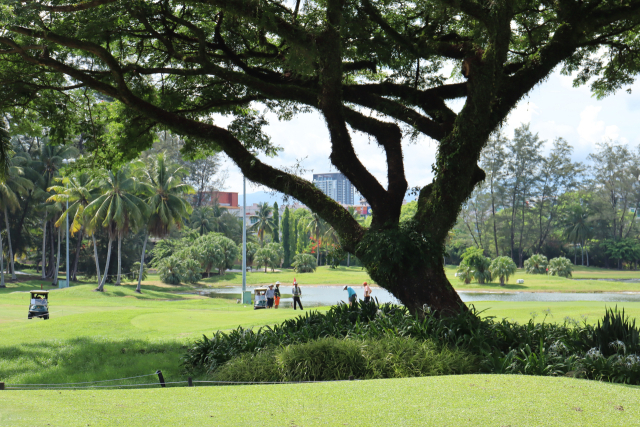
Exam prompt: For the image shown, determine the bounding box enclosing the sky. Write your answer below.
[218,68,640,199]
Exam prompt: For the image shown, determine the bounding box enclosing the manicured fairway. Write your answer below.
[471,300,640,324]
[1,375,638,426]
[201,265,640,293]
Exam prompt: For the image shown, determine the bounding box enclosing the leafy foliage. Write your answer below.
[456,263,473,285]
[183,304,640,385]
[158,256,185,285]
[524,254,548,274]
[460,247,492,284]
[548,257,573,278]
[291,253,317,273]
[489,256,517,286]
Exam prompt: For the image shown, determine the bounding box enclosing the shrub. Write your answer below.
[460,248,491,284]
[129,262,148,282]
[524,254,548,274]
[158,256,185,284]
[212,336,476,382]
[291,253,317,273]
[279,338,368,381]
[548,256,572,277]
[456,264,473,284]
[183,302,640,385]
[182,258,203,284]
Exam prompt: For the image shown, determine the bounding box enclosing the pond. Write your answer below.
[194,286,640,306]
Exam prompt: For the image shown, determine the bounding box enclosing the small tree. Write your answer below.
[548,257,573,278]
[524,254,549,275]
[489,257,517,286]
[213,235,239,275]
[282,207,291,267]
[255,248,276,273]
[456,264,473,285]
[266,242,284,270]
[460,247,492,284]
[292,253,317,273]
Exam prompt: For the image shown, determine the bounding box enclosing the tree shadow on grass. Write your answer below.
[0,337,186,386]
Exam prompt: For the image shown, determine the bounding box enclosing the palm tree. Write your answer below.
[250,202,274,247]
[134,154,193,293]
[33,144,77,279]
[306,212,325,265]
[563,205,591,266]
[0,116,11,288]
[0,158,34,279]
[48,173,101,281]
[85,168,147,291]
[190,206,216,236]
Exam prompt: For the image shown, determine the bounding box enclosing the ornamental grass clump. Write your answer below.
[524,254,548,274]
[548,256,573,277]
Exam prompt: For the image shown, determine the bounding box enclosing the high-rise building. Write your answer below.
[313,173,355,205]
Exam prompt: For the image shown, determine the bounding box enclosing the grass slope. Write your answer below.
[2,278,640,386]
[1,375,638,426]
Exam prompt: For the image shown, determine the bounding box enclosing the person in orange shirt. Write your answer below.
[363,282,372,303]
[274,282,281,309]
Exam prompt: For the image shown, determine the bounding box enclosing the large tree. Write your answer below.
[2,0,640,313]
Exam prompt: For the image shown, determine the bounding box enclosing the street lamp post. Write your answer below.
[242,175,247,304]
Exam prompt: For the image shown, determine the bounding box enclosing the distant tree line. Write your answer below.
[449,124,640,270]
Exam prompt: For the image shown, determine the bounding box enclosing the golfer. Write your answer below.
[274,282,281,309]
[344,286,357,306]
[266,284,275,309]
[363,282,372,303]
[292,279,303,310]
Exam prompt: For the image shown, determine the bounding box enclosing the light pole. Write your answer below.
[61,159,75,288]
[242,175,248,304]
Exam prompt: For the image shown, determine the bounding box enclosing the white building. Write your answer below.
[313,173,355,205]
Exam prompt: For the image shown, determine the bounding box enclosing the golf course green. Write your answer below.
[1,266,639,426]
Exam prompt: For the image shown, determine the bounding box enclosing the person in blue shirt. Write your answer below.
[343,286,357,306]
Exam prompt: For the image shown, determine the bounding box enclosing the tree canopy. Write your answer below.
[2,0,640,313]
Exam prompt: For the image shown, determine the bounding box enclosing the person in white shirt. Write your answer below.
[292,279,303,310]
[266,284,275,309]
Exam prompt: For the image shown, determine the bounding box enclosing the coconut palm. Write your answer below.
[48,173,101,281]
[85,168,148,291]
[32,144,77,278]
[0,158,34,279]
[134,154,193,293]
[305,212,327,265]
[250,202,274,247]
[190,206,216,236]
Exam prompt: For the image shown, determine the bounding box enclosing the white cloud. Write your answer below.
[503,100,539,137]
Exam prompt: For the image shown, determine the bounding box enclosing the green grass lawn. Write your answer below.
[1,375,638,426]
[1,277,640,426]
[200,265,640,293]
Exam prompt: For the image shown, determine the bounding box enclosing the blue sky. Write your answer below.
[222,68,640,197]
